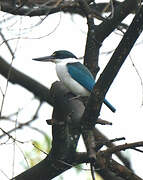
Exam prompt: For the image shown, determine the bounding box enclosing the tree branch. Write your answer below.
[12,81,83,180]
[93,128,131,169]
[0,56,53,105]
[0,0,137,18]
[81,3,143,161]
[84,0,139,76]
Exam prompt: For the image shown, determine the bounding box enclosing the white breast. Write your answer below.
[56,61,90,96]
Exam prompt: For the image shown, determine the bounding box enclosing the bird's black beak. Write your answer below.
[32,55,55,62]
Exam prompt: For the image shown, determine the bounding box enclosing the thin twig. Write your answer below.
[103,141,143,157]
[0,42,15,116]
[28,125,48,137]
[15,142,30,169]
[90,163,95,180]
[0,128,24,144]
[96,118,112,125]
[0,101,42,140]
[0,17,22,116]
[129,54,143,106]
[0,85,4,97]
[12,109,19,178]
[0,12,62,47]
[32,143,48,155]
[0,29,15,58]
[0,169,10,179]
[131,147,143,153]
[57,159,91,171]
[110,137,125,143]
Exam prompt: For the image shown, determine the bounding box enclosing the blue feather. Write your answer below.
[67,62,95,91]
[67,62,116,112]
[103,99,116,112]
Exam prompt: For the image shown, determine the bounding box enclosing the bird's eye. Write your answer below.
[52,52,56,56]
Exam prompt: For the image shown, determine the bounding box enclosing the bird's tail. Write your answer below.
[103,99,116,113]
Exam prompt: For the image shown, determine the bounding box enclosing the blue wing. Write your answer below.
[67,62,116,112]
[67,62,95,92]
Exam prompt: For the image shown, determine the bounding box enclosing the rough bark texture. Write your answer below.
[0,1,143,180]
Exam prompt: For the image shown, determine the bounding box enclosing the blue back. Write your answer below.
[67,62,95,91]
[67,62,116,112]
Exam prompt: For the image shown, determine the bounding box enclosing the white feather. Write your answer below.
[55,59,90,96]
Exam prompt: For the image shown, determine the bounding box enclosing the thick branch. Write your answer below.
[83,0,138,77]
[0,0,91,17]
[108,159,142,180]
[12,82,83,180]
[82,5,143,129]
[0,0,137,18]
[95,0,139,43]
[93,128,131,169]
[81,4,143,161]
[0,56,53,104]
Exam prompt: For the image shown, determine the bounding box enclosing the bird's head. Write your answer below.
[33,50,77,63]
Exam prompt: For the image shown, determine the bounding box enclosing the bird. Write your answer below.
[33,50,116,112]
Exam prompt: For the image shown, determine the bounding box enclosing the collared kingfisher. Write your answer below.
[33,50,116,112]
